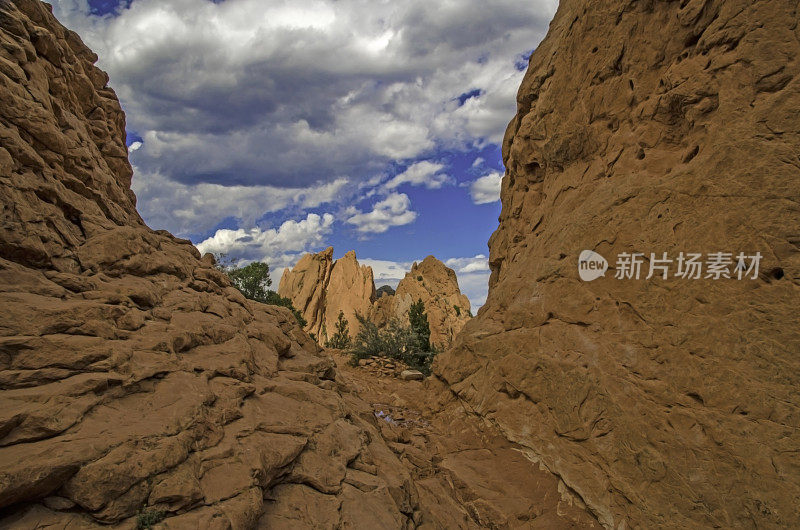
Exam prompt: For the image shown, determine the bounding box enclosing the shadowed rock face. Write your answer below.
[0,1,419,527]
[435,0,800,528]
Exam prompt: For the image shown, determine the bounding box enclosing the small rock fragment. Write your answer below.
[399,370,424,381]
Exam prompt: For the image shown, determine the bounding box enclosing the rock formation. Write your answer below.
[278,248,376,342]
[276,247,334,339]
[324,250,376,341]
[0,2,421,526]
[435,0,800,528]
[373,256,472,349]
[280,250,470,348]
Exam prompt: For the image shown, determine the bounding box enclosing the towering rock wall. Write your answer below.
[323,250,377,341]
[278,248,376,342]
[436,0,800,528]
[0,2,420,527]
[276,246,335,339]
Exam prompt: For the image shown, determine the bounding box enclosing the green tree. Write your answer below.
[215,256,306,327]
[227,261,271,302]
[325,311,351,349]
[408,298,431,352]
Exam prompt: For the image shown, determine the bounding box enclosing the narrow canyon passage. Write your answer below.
[328,351,600,529]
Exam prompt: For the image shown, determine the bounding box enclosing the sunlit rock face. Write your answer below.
[374,256,472,349]
[280,250,470,348]
[0,2,420,526]
[435,0,800,527]
[278,248,377,343]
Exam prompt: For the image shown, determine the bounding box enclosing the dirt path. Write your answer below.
[330,352,600,529]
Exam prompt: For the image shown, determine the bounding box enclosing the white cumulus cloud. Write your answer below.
[51,0,555,237]
[445,255,490,274]
[384,161,453,190]
[469,172,503,204]
[445,254,491,309]
[346,193,417,234]
[132,169,347,235]
[195,213,335,276]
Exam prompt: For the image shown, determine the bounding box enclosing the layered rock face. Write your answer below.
[278,248,376,342]
[374,256,472,349]
[276,247,335,338]
[0,2,420,527]
[436,0,800,528]
[322,250,376,340]
[280,250,470,348]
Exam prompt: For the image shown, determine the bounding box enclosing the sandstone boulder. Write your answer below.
[399,370,424,382]
[435,0,800,528]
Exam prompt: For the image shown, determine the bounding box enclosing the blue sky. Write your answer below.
[53,0,556,309]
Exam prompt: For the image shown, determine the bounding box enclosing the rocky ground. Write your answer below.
[3,0,797,527]
[330,350,600,529]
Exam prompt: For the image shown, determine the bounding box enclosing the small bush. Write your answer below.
[348,303,436,374]
[453,305,461,316]
[137,509,165,529]
[325,311,351,349]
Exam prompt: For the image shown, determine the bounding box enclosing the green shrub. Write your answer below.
[348,305,436,374]
[263,290,307,327]
[325,311,351,349]
[137,509,165,529]
[408,299,431,352]
[453,305,461,316]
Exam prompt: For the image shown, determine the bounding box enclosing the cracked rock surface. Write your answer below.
[435,0,800,528]
[331,351,599,529]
